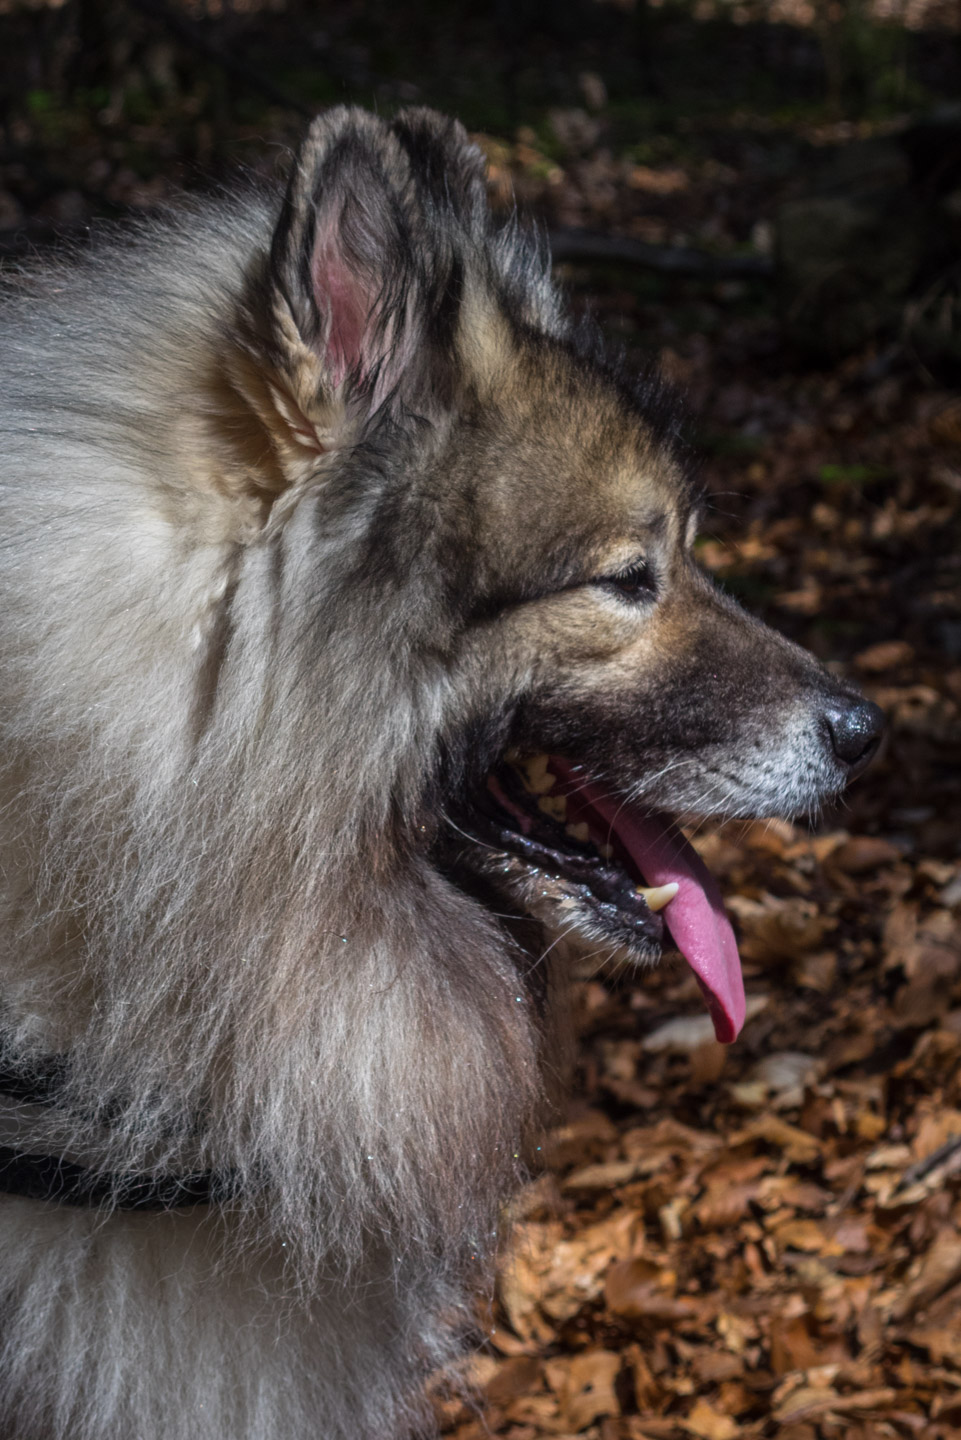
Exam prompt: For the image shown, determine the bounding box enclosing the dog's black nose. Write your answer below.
[824,696,885,776]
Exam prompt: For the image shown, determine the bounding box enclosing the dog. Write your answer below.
[0,106,882,1440]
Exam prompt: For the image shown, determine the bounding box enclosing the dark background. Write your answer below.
[2,3,961,1435]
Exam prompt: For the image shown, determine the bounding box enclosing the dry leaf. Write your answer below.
[484,1356,543,1408]
[729,1115,822,1165]
[525,1210,643,1324]
[605,1260,700,1324]
[771,1386,841,1424]
[830,836,903,873]
[769,1218,845,1256]
[562,1159,643,1193]
[690,1351,743,1384]
[854,640,915,672]
[545,1350,621,1431]
[770,1316,820,1375]
[694,1182,761,1229]
[624,1342,662,1411]
[681,1398,739,1439]
[741,1051,823,1108]
[498,1221,564,1343]
[643,1014,718,1054]
[890,1230,961,1320]
[727,893,829,963]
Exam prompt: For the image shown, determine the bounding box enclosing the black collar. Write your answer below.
[0,1051,225,1211]
[0,1146,223,1210]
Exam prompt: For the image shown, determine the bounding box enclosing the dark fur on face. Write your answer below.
[0,106,881,1440]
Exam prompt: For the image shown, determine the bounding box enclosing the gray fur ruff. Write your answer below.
[0,107,562,1440]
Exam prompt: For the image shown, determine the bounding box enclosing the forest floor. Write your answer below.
[2,14,961,1434]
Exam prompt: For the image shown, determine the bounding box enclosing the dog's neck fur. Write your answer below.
[0,174,552,1252]
[0,108,585,1440]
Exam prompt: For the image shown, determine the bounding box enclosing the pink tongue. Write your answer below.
[552,763,746,1043]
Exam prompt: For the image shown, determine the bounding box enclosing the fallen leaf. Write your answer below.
[690,1351,743,1384]
[770,1315,820,1374]
[738,1051,824,1109]
[643,997,768,1052]
[774,1387,898,1423]
[545,1350,621,1431]
[727,893,830,963]
[830,836,903,873]
[521,1210,643,1324]
[498,1222,563,1344]
[605,1260,700,1324]
[484,1356,543,1407]
[891,1229,961,1320]
[643,1014,718,1053]
[624,1342,663,1410]
[681,1398,739,1439]
[853,640,914,672]
[771,1386,842,1424]
[562,1159,644,1192]
[728,1115,822,1165]
[769,1218,845,1256]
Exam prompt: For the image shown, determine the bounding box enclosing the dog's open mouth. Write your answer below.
[449,754,746,1044]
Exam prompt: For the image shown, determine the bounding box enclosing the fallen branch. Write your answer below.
[548,226,775,279]
[894,1133,961,1196]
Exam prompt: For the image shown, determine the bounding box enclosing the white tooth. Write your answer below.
[520,753,554,795]
[538,794,567,822]
[636,882,679,912]
[565,822,590,843]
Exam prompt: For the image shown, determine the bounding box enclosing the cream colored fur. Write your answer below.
[0,161,546,1437]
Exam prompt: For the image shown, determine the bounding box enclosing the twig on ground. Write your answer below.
[548,225,775,279]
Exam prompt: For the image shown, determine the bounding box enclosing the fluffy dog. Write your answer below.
[0,106,882,1440]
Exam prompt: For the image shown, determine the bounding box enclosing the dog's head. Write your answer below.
[217,106,883,1043]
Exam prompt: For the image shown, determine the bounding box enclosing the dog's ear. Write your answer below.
[390,106,565,363]
[212,108,492,508]
[389,108,488,232]
[219,106,521,503]
[266,108,426,414]
[225,107,440,485]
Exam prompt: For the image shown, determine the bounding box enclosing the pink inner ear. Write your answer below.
[311,241,372,387]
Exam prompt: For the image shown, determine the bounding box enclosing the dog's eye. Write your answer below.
[599,560,657,603]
